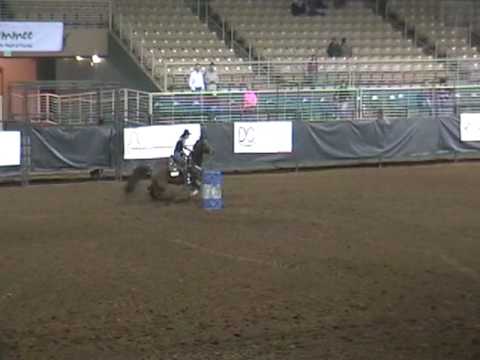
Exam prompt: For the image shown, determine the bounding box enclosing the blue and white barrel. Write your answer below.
[201,170,223,210]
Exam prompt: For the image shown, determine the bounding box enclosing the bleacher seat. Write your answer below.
[388,0,479,58]
[114,0,252,90]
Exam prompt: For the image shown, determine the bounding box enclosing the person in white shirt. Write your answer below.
[189,64,205,92]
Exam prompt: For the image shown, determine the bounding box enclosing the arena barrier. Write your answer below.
[1,114,480,185]
[2,81,480,184]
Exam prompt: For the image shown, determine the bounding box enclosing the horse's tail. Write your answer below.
[125,165,151,194]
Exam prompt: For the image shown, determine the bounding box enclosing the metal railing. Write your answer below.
[0,0,112,28]
[9,84,480,125]
[142,85,480,124]
[9,90,117,125]
[8,81,120,126]
[138,57,480,92]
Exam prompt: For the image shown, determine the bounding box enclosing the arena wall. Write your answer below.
[1,116,480,183]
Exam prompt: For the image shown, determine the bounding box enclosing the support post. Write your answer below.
[108,0,113,31]
[357,88,363,121]
[163,63,168,92]
[21,88,30,186]
[148,93,153,125]
[114,88,123,181]
[96,88,102,125]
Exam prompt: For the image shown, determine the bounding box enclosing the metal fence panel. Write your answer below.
[8,84,480,125]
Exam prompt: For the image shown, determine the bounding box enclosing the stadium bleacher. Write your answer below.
[111,0,467,90]
[387,0,479,58]
[1,0,479,92]
[212,0,425,61]
[0,0,110,27]
[113,0,253,91]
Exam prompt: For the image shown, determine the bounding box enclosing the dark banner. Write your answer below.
[30,126,114,171]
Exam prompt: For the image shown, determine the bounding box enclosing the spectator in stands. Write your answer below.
[243,84,258,109]
[340,38,353,58]
[314,0,328,9]
[306,54,318,88]
[327,38,342,58]
[189,64,205,92]
[291,0,306,16]
[334,0,347,8]
[242,84,258,119]
[306,0,326,15]
[204,62,219,92]
[436,77,456,115]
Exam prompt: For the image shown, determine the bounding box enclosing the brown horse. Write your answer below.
[124,138,213,202]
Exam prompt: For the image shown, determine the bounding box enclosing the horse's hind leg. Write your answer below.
[125,165,151,194]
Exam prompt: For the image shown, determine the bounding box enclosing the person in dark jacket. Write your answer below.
[291,0,306,15]
[173,129,191,165]
[327,38,342,58]
[340,38,353,58]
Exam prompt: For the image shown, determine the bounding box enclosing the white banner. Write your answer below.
[0,22,64,52]
[0,131,21,166]
[124,124,201,160]
[234,121,293,153]
[460,113,480,142]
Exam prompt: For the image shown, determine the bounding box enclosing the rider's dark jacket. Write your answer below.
[174,137,187,156]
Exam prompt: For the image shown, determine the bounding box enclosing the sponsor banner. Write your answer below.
[0,22,63,52]
[234,121,293,153]
[124,124,201,160]
[0,131,21,166]
[460,113,480,142]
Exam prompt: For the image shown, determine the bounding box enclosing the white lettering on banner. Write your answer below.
[124,124,201,160]
[0,131,21,166]
[0,22,63,52]
[460,113,480,142]
[234,121,293,153]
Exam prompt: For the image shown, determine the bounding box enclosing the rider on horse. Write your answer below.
[125,128,213,201]
[172,129,196,191]
[173,129,191,166]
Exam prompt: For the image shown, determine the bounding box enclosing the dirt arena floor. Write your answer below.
[1,163,479,360]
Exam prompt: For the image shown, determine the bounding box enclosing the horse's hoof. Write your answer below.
[190,190,199,197]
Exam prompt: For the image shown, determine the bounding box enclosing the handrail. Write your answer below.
[8,84,480,126]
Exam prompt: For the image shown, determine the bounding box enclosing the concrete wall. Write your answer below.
[0,58,37,96]
[53,34,158,91]
[0,58,38,125]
